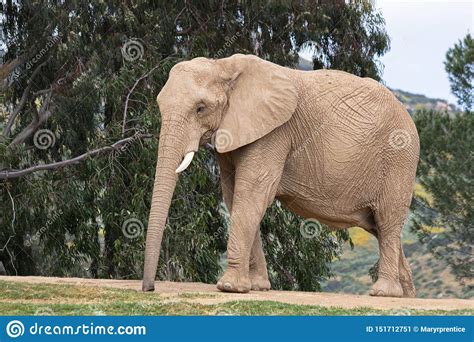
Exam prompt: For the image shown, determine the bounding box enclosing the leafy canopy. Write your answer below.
[444,33,474,111]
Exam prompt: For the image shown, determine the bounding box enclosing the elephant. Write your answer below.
[142,54,419,298]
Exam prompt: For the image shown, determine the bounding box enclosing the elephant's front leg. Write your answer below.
[216,153,271,291]
[217,177,278,293]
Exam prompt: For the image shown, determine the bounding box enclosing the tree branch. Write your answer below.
[3,61,48,137]
[8,89,53,148]
[0,133,154,179]
[122,63,165,135]
[0,55,27,83]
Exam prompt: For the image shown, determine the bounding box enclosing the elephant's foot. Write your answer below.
[250,274,271,291]
[217,269,251,293]
[400,279,416,298]
[369,278,403,297]
[249,259,270,291]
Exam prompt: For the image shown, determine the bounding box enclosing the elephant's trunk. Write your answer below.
[142,126,183,292]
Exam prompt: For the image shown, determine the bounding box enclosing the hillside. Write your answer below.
[321,227,473,299]
[390,88,457,114]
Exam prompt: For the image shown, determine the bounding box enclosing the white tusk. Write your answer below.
[175,152,195,173]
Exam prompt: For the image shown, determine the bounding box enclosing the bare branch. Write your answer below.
[3,61,48,137]
[8,89,53,148]
[0,55,27,82]
[0,133,154,179]
[122,65,162,135]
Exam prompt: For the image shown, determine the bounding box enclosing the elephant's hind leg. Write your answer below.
[399,243,416,297]
[363,224,415,298]
[369,145,417,298]
[370,203,409,298]
[249,232,271,291]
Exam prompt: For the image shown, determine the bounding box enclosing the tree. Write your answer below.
[444,33,474,111]
[412,110,473,283]
[410,35,473,285]
[1,0,389,290]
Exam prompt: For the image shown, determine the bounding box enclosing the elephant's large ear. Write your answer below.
[215,54,298,153]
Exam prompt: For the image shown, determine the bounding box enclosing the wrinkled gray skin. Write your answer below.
[142,54,419,298]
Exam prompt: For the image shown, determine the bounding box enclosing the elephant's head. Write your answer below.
[142,54,297,291]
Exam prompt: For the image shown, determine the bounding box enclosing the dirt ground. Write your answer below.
[1,276,472,311]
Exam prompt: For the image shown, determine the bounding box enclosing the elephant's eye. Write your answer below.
[196,105,205,114]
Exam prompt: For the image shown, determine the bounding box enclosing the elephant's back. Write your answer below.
[293,68,418,142]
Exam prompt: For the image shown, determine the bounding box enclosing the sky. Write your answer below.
[376,0,473,104]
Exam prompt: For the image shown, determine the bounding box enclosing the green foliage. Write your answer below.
[1,1,389,291]
[444,33,474,111]
[261,202,350,291]
[412,110,473,282]
[300,0,390,79]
